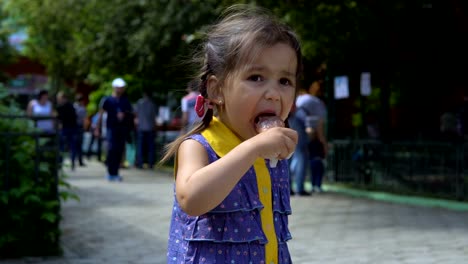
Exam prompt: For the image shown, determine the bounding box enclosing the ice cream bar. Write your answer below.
[255,115,285,168]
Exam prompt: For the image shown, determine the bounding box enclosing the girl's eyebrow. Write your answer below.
[245,65,265,73]
[280,70,295,78]
[245,65,295,78]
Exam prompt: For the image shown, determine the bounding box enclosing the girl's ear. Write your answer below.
[206,75,222,100]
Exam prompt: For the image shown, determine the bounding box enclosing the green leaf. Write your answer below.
[38,163,50,173]
[46,200,59,210]
[24,194,41,205]
[352,113,363,128]
[59,191,79,202]
[41,212,57,223]
[0,193,8,205]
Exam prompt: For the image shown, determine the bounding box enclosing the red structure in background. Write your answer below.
[2,56,93,104]
[3,56,45,77]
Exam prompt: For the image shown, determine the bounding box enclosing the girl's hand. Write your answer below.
[248,127,297,160]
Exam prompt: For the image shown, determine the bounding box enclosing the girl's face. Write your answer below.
[218,42,297,140]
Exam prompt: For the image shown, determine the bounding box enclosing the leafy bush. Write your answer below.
[0,87,76,258]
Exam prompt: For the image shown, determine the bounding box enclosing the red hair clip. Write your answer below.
[195,95,213,118]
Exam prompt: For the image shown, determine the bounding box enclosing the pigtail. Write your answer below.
[159,70,214,165]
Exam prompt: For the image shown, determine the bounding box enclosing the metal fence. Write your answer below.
[328,139,467,200]
[0,114,60,196]
[0,114,63,256]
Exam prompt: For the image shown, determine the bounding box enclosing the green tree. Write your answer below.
[3,0,80,93]
[5,0,453,140]
[0,3,17,83]
[4,0,222,107]
[77,0,221,111]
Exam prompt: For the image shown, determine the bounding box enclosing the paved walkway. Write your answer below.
[2,160,468,264]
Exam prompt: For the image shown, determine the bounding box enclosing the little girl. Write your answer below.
[162,5,302,263]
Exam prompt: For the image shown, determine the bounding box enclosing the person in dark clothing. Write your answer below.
[288,99,311,196]
[87,112,104,161]
[74,94,87,166]
[303,80,328,193]
[134,90,157,169]
[291,80,328,194]
[94,78,133,182]
[56,91,79,170]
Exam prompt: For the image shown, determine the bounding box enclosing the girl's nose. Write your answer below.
[265,82,281,101]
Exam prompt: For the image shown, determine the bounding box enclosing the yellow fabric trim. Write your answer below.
[253,158,278,264]
[201,117,278,264]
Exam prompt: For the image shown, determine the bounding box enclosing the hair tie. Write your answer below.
[195,95,213,118]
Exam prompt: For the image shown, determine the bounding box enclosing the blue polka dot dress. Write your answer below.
[167,134,293,263]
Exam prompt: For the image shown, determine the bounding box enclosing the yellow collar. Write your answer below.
[201,117,241,157]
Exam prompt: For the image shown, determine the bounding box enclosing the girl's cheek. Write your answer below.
[284,91,295,103]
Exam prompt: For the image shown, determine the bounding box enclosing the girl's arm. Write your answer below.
[175,127,297,216]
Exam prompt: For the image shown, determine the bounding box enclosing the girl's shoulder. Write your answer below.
[185,134,218,162]
[185,134,209,149]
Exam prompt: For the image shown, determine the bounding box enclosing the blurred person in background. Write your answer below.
[300,79,328,193]
[95,77,133,182]
[26,89,54,133]
[87,111,105,162]
[56,91,78,170]
[288,94,311,196]
[292,79,328,195]
[180,79,201,133]
[74,94,87,167]
[134,89,157,169]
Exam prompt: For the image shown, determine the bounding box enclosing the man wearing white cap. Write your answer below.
[95,77,133,181]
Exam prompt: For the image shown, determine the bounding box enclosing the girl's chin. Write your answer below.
[238,130,256,141]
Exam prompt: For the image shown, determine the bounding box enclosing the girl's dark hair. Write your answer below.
[160,4,303,164]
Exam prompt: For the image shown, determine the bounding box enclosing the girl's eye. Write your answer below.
[280,78,293,86]
[247,75,264,82]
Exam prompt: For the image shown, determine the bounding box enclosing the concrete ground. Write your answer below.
[2,160,468,264]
